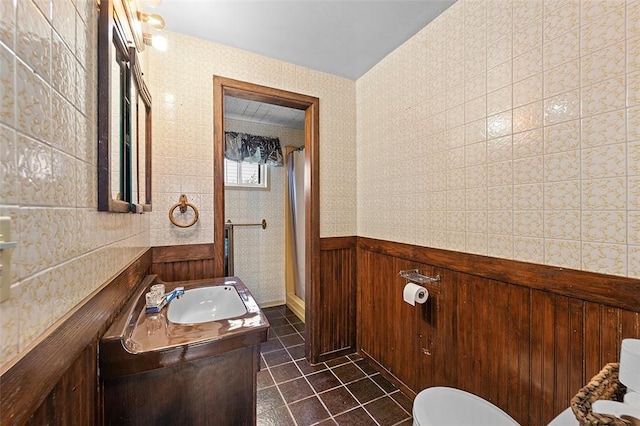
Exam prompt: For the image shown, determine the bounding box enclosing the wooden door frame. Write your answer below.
[213,76,321,363]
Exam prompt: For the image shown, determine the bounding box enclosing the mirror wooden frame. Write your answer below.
[97,0,152,212]
[130,46,152,211]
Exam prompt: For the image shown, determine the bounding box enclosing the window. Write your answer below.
[224,159,269,189]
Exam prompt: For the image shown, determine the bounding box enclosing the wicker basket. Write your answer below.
[570,362,632,425]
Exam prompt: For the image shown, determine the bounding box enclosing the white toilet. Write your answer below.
[413,387,520,426]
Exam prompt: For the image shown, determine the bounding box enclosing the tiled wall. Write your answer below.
[0,0,150,368]
[148,31,357,248]
[357,0,640,278]
[225,118,304,305]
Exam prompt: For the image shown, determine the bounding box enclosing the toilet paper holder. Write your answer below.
[399,269,441,284]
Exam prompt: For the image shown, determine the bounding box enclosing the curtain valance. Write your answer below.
[224,131,284,166]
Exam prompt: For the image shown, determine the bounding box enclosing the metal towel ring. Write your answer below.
[169,194,199,228]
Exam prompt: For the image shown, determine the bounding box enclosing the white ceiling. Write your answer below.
[152,0,457,81]
[155,0,456,128]
[224,96,306,129]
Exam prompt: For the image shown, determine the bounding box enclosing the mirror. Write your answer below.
[131,46,152,209]
[98,0,152,212]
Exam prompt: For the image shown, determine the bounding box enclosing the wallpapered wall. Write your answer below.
[0,0,150,368]
[148,31,358,247]
[225,118,304,305]
[357,0,640,278]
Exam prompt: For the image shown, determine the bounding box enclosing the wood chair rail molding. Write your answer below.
[358,237,640,311]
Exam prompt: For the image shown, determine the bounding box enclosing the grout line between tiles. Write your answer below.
[260,307,412,425]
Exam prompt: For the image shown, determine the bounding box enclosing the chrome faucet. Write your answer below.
[164,287,185,303]
[145,286,185,314]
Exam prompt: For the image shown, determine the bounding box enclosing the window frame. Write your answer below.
[224,158,270,190]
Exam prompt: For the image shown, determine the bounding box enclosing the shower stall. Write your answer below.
[285,147,306,321]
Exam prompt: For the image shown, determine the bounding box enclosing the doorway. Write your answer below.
[212,76,321,363]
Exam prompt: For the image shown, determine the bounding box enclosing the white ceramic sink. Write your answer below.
[167,286,247,324]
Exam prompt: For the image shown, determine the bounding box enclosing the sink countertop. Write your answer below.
[100,276,270,378]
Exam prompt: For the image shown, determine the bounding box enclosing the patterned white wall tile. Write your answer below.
[514,210,544,237]
[514,183,543,209]
[544,119,580,154]
[545,150,581,181]
[581,42,626,86]
[487,234,514,258]
[629,107,640,142]
[0,44,15,127]
[629,0,640,39]
[545,180,581,210]
[513,47,542,83]
[487,35,512,69]
[0,124,18,204]
[581,110,626,148]
[629,71,640,107]
[544,59,580,98]
[514,73,543,108]
[581,76,626,116]
[514,236,544,263]
[513,129,543,159]
[543,29,580,69]
[16,61,51,143]
[628,211,640,245]
[487,86,512,116]
[544,1,580,42]
[582,178,627,211]
[513,101,543,133]
[544,90,580,125]
[488,210,513,235]
[486,135,512,164]
[365,0,636,283]
[1,3,149,368]
[580,7,625,55]
[629,174,640,213]
[582,242,627,276]
[514,156,544,185]
[488,185,513,210]
[629,245,640,278]
[582,211,626,243]
[581,143,626,179]
[52,33,76,104]
[545,210,581,240]
[545,238,581,269]
[16,0,51,83]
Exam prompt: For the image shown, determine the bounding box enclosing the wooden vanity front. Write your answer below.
[100,276,270,425]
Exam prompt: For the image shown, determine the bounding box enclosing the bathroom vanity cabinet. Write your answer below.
[100,276,269,425]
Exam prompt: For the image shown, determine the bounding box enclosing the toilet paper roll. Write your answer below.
[620,339,640,393]
[403,283,429,306]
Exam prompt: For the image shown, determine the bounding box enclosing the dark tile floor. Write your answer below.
[258,305,414,426]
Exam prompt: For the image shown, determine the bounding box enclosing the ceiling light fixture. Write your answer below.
[138,12,165,30]
[143,33,168,52]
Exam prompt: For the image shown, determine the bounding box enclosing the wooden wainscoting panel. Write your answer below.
[317,237,357,361]
[150,243,216,282]
[27,342,97,425]
[356,237,640,426]
[506,284,531,426]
